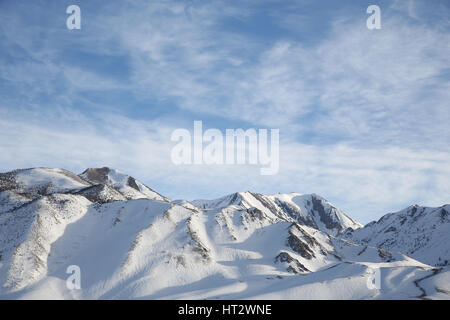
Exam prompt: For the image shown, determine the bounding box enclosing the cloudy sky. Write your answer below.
[0,0,449,223]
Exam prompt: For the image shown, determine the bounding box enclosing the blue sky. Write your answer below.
[0,0,449,223]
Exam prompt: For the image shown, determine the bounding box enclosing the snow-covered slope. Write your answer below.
[0,167,448,300]
[343,204,450,267]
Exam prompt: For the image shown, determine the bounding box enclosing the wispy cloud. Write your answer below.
[0,0,449,223]
[1,106,449,223]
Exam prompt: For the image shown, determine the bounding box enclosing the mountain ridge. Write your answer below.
[0,167,449,299]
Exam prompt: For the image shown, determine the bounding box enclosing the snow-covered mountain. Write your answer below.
[0,167,449,300]
[343,204,450,267]
[79,167,169,202]
[0,167,168,207]
[192,191,362,236]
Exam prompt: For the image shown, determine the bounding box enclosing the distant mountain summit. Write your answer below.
[0,167,168,206]
[192,191,362,235]
[343,204,450,267]
[79,167,169,202]
[0,167,449,299]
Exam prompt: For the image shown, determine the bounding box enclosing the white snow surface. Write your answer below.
[0,168,448,300]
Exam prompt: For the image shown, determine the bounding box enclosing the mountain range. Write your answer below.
[0,167,449,299]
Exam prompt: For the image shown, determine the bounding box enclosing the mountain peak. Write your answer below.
[79,167,169,202]
[192,191,362,235]
[345,204,450,266]
[79,167,112,185]
[0,167,169,204]
[0,167,91,198]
